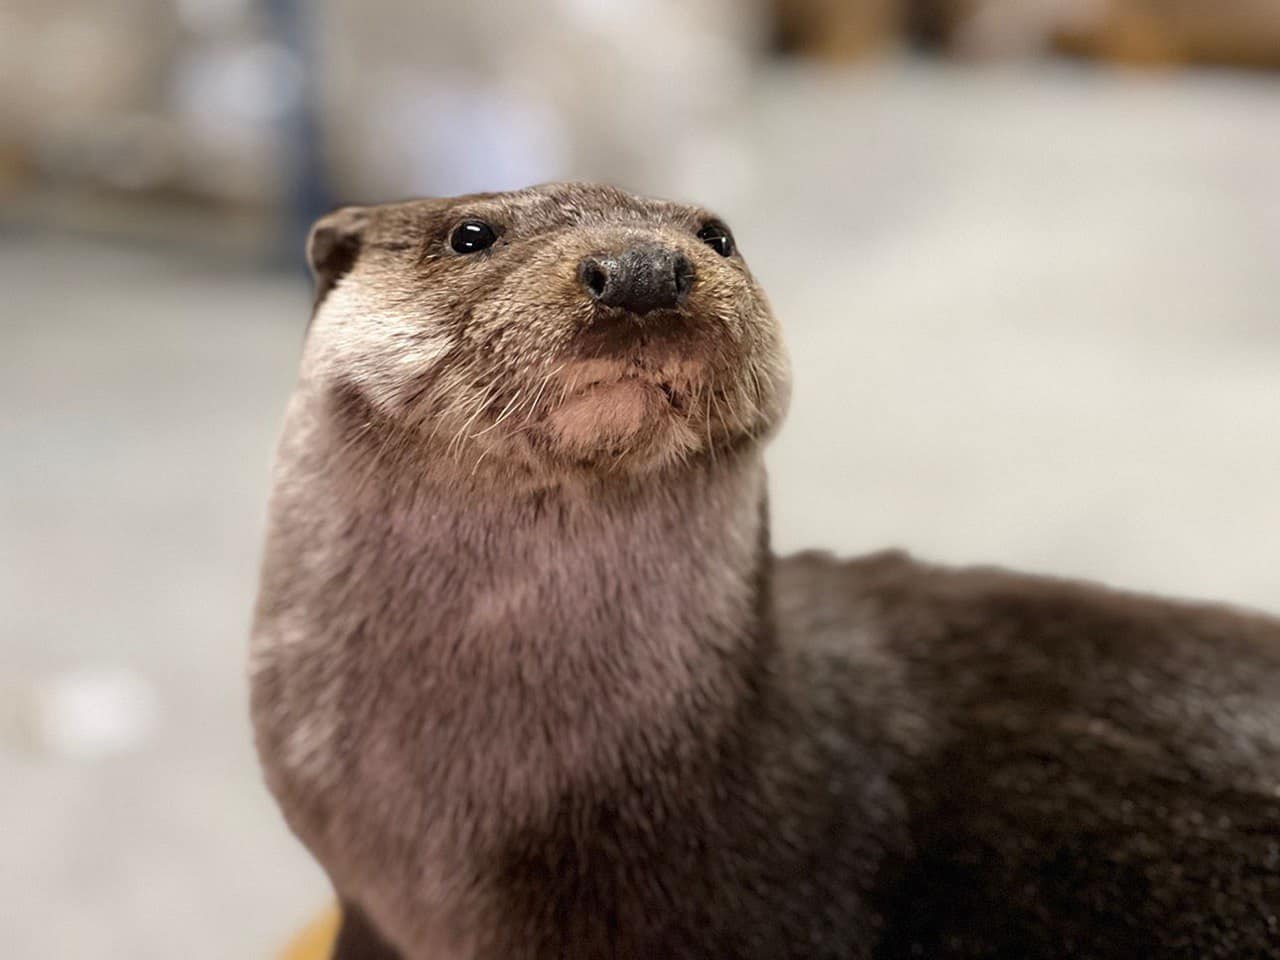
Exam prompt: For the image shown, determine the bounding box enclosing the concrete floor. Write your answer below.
[3,62,1279,958]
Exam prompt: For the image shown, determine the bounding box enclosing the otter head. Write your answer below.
[303,182,789,484]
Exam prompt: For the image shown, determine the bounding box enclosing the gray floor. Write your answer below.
[3,62,1278,958]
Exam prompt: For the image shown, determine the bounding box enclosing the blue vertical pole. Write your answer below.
[265,0,331,274]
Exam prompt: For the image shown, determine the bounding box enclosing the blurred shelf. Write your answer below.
[0,186,289,267]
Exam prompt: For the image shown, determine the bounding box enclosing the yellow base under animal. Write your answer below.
[279,906,339,960]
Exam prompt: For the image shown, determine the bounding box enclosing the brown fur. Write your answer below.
[252,182,1280,959]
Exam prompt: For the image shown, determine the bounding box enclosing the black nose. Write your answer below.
[579,245,695,315]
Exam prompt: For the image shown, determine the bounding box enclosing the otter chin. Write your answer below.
[536,354,709,467]
[546,375,672,454]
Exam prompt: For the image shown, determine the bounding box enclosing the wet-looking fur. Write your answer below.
[252,182,1280,960]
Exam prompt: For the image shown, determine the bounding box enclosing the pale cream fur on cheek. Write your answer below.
[305,273,453,407]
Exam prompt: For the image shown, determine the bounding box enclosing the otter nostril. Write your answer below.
[586,267,607,299]
[580,259,609,300]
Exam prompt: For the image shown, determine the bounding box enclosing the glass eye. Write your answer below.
[450,220,498,254]
[696,221,734,258]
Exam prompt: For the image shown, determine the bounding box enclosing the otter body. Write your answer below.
[251,183,1280,959]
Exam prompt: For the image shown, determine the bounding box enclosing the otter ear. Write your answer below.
[307,205,370,303]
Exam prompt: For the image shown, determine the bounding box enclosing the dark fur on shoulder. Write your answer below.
[251,183,1280,959]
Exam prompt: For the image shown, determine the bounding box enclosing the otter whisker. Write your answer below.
[472,388,525,437]
[447,381,499,457]
[703,386,716,465]
[518,362,566,427]
[470,446,493,477]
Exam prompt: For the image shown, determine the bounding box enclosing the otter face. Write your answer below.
[303,182,789,479]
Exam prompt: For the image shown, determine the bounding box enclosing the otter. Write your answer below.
[251,182,1280,960]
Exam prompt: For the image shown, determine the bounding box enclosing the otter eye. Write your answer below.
[696,221,734,258]
[450,220,498,254]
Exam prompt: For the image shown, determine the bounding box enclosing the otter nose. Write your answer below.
[579,245,695,315]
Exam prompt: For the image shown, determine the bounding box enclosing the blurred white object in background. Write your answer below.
[9,667,159,761]
[317,0,763,207]
[171,38,303,203]
[360,69,570,199]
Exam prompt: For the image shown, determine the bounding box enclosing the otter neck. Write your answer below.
[316,417,777,808]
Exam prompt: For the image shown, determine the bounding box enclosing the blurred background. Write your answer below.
[2,0,1278,956]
